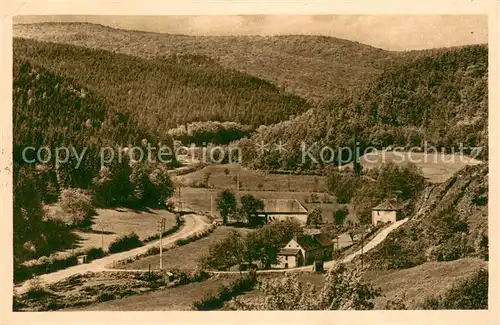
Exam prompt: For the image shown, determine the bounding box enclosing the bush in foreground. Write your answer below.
[59,188,97,228]
[108,232,142,254]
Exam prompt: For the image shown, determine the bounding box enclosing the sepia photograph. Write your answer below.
[4,6,496,321]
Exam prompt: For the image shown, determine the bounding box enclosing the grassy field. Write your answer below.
[46,206,177,253]
[364,257,487,308]
[234,258,487,310]
[174,163,327,192]
[72,274,241,311]
[343,152,482,183]
[115,226,254,271]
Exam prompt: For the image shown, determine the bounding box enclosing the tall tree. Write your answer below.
[239,195,265,226]
[217,189,237,225]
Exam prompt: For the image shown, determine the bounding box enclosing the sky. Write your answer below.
[13,15,488,50]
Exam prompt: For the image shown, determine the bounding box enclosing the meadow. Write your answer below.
[174,163,327,192]
[46,206,177,253]
[115,226,254,271]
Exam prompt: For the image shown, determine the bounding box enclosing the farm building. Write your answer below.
[274,234,333,268]
[256,199,309,225]
[371,199,402,225]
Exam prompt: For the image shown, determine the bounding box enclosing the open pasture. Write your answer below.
[342,151,482,183]
[115,226,254,271]
[46,206,177,253]
[174,163,327,192]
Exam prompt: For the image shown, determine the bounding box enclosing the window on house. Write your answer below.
[285,256,288,261]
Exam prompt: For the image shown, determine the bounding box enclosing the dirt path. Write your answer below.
[14,213,210,294]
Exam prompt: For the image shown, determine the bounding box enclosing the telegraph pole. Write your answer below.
[236,173,240,195]
[210,190,214,218]
[157,218,166,270]
[360,224,365,270]
[178,186,182,214]
[101,225,104,250]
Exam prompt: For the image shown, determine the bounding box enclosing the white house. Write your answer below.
[371,199,401,225]
[273,234,333,268]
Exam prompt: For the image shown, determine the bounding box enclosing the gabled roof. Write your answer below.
[278,248,301,256]
[372,199,401,211]
[295,234,332,251]
[260,199,308,213]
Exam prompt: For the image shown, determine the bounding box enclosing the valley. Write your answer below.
[12,20,489,312]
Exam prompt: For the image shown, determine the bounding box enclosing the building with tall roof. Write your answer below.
[256,199,309,225]
[371,199,402,225]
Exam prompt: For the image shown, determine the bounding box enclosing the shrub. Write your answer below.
[24,277,52,300]
[59,188,96,228]
[97,293,115,302]
[85,247,105,261]
[334,207,348,226]
[108,232,142,254]
[175,225,216,246]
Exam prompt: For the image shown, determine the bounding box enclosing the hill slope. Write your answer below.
[14,22,401,101]
[365,164,488,270]
[240,44,488,170]
[14,38,309,132]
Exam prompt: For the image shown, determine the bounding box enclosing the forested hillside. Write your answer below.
[14,38,309,131]
[14,22,402,101]
[240,44,488,170]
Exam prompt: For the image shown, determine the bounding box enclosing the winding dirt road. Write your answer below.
[15,213,210,294]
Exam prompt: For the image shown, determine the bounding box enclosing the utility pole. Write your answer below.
[210,190,214,218]
[101,225,104,250]
[353,132,361,177]
[178,186,182,214]
[157,218,166,270]
[236,173,240,195]
[360,224,365,270]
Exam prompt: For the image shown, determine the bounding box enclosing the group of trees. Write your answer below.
[216,190,265,226]
[167,121,253,145]
[231,263,381,310]
[199,219,303,270]
[327,163,427,225]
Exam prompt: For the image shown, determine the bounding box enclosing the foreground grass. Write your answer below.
[363,257,487,308]
[70,275,241,311]
[114,226,254,271]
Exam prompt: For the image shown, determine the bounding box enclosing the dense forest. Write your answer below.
[14,38,310,132]
[14,22,404,102]
[13,59,177,262]
[240,45,488,171]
